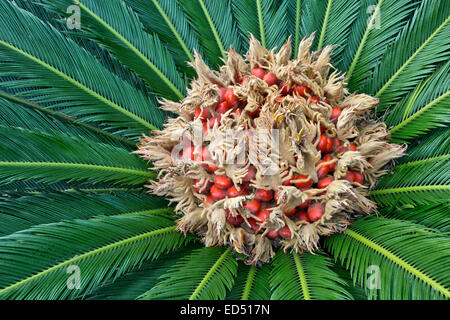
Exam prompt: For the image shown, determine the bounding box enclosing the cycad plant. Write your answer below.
[0,0,448,300]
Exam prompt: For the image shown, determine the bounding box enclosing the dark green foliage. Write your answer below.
[0,0,448,300]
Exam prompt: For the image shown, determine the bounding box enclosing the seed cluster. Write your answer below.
[137,35,404,264]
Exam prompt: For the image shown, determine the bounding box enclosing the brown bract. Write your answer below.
[135,34,405,265]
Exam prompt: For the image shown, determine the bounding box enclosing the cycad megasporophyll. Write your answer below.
[0,0,448,300]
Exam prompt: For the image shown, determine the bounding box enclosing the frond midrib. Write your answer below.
[345,229,450,298]
[76,1,184,100]
[390,90,450,134]
[151,0,194,61]
[0,40,157,131]
[189,247,231,300]
[346,0,384,81]
[293,252,310,300]
[394,154,449,169]
[196,0,226,59]
[371,185,450,195]
[0,161,155,179]
[241,265,256,300]
[375,15,450,98]
[0,225,177,296]
[256,0,266,48]
[317,0,332,50]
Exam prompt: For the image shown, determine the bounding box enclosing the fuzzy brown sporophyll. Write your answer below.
[136,35,405,265]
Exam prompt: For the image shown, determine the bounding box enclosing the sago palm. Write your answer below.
[0,0,448,300]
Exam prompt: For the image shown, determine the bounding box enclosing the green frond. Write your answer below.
[124,0,201,73]
[397,128,450,164]
[386,62,450,142]
[372,0,450,111]
[299,0,328,50]
[317,0,360,65]
[0,213,187,299]
[286,0,302,57]
[232,0,288,51]
[0,191,168,236]
[371,154,450,206]
[346,0,416,90]
[141,247,237,300]
[42,0,186,100]
[226,263,271,300]
[325,217,450,299]
[0,1,164,139]
[269,251,353,300]
[0,93,134,148]
[180,0,241,67]
[0,126,154,186]
[379,202,450,232]
[86,245,201,300]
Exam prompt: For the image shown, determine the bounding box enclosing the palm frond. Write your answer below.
[42,0,186,100]
[226,263,271,300]
[316,0,360,65]
[371,154,449,206]
[0,1,164,139]
[397,128,450,163]
[379,202,450,232]
[124,0,201,73]
[372,0,450,111]
[386,62,450,142]
[346,0,416,90]
[269,251,353,300]
[299,0,328,50]
[0,93,134,148]
[141,247,237,300]
[232,0,288,52]
[180,0,241,67]
[0,191,168,236]
[325,217,450,299]
[0,213,187,299]
[0,126,154,186]
[85,245,201,300]
[286,0,302,57]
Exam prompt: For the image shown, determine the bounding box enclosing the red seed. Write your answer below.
[228,186,249,198]
[330,107,341,122]
[216,101,229,114]
[263,72,278,86]
[245,199,261,214]
[255,208,271,223]
[195,107,211,121]
[317,135,328,152]
[181,146,194,161]
[310,96,319,104]
[218,87,226,102]
[294,174,313,188]
[351,171,364,184]
[322,97,329,104]
[266,229,279,240]
[214,175,233,189]
[284,207,296,217]
[294,85,309,97]
[279,226,292,239]
[325,137,333,153]
[255,189,274,202]
[194,146,211,162]
[248,218,263,233]
[249,107,260,118]
[209,115,221,128]
[307,202,324,222]
[280,81,293,95]
[274,191,280,202]
[193,179,211,194]
[240,75,247,85]
[251,67,265,79]
[242,165,256,182]
[323,153,335,171]
[226,211,244,226]
[316,160,329,179]
[344,171,355,182]
[298,198,311,209]
[203,194,215,204]
[210,185,227,200]
[295,209,310,222]
[223,88,238,106]
[331,138,341,153]
[317,176,334,189]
